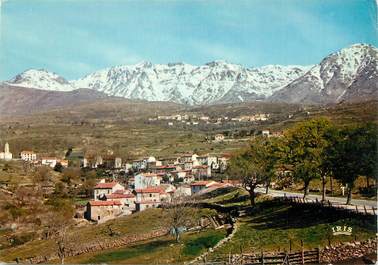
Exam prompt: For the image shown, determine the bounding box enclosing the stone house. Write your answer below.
[85,200,123,223]
[134,187,166,211]
[106,193,136,212]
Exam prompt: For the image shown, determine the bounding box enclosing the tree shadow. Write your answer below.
[244,199,376,231]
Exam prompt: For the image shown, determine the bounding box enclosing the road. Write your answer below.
[255,187,377,208]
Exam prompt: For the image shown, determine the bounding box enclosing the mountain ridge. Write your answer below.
[4,43,377,105]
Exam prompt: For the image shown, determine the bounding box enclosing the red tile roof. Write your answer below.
[94,182,118,189]
[135,187,165,194]
[89,200,122,206]
[136,200,161,204]
[190,181,215,186]
[107,193,135,199]
[193,165,208,169]
[21,151,36,154]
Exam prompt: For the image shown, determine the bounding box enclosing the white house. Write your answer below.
[41,157,58,168]
[134,187,165,211]
[174,185,192,197]
[20,151,37,161]
[134,173,161,190]
[115,157,122,168]
[93,180,125,200]
[262,130,270,137]
[214,134,225,142]
[107,192,136,212]
[0,142,12,161]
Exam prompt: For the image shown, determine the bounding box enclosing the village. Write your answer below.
[0,141,237,224]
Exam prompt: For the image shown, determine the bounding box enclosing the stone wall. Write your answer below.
[21,229,168,264]
[321,238,377,263]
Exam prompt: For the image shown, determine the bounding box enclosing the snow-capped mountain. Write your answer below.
[71,61,310,105]
[7,69,76,92]
[270,44,378,104]
[4,43,377,105]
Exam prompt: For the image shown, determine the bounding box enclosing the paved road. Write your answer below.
[255,187,377,208]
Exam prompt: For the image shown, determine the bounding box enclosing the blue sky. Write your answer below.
[0,0,377,80]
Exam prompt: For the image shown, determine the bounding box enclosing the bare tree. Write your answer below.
[44,198,75,264]
[162,197,198,242]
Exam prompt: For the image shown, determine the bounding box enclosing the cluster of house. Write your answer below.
[0,144,123,170]
[231,113,270,122]
[148,113,271,127]
[127,153,230,177]
[85,176,235,223]
[84,152,234,223]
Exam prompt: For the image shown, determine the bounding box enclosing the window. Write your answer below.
[98,216,101,220]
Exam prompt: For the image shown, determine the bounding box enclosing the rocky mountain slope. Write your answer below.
[4,63,310,105]
[0,85,109,115]
[7,69,76,92]
[4,43,377,105]
[73,61,311,105]
[270,44,378,104]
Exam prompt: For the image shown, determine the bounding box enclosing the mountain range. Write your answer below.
[3,43,377,105]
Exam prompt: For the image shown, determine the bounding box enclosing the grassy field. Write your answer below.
[1,100,376,161]
[64,228,226,264]
[0,207,219,263]
[207,198,376,259]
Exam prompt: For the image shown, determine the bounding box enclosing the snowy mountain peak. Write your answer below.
[71,61,310,105]
[270,44,378,104]
[7,69,76,92]
[5,43,377,105]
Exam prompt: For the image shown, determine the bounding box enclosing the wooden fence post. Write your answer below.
[355,205,358,213]
[301,240,304,265]
[317,247,320,264]
[364,205,367,215]
[261,251,264,265]
[373,207,376,216]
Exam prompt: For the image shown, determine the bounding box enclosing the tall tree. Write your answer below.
[284,118,332,199]
[327,123,378,204]
[228,138,274,206]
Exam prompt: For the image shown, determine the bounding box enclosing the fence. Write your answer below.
[204,248,320,265]
[280,194,377,216]
[242,249,320,265]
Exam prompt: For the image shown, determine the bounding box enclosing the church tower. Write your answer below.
[4,142,9,153]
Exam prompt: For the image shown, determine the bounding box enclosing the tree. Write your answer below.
[284,118,332,199]
[227,138,273,206]
[162,197,197,242]
[326,123,378,204]
[263,137,285,194]
[44,198,75,264]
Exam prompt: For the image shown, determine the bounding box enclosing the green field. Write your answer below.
[207,198,376,259]
[65,229,226,264]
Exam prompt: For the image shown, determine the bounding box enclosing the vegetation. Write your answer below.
[228,118,377,205]
[207,198,376,259]
[64,228,226,264]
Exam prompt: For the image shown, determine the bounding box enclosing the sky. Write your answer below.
[0,0,377,80]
